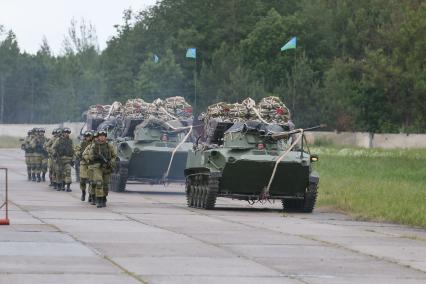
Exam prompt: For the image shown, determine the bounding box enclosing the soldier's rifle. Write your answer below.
[97,151,113,170]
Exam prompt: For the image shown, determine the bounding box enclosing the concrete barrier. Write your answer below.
[1,123,425,149]
[0,122,84,139]
[306,131,426,149]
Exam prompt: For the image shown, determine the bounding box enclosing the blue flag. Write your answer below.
[281,37,297,51]
[186,48,196,59]
[153,54,159,63]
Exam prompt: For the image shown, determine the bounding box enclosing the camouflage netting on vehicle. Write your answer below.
[258,96,290,123]
[126,98,178,121]
[121,96,193,121]
[164,96,193,119]
[202,96,290,124]
[86,96,193,126]
[123,98,151,118]
[87,101,123,119]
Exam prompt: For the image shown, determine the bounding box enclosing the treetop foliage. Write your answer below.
[0,0,424,133]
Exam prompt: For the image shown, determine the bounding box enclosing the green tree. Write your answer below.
[135,49,185,102]
[0,31,20,123]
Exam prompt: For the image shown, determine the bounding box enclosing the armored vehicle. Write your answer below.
[109,97,194,192]
[110,118,193,191]
[184,97,320,212]
[83,102,123,132]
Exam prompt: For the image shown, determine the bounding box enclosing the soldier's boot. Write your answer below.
[42,172,46,182]
[96,197,103,208]
[36,173,41,182]
[61,182,66,191]
[66,183,72,192]
[81,190,86,201]
[88,194,92,203]
[31,173,36,182]
[27,172,31,181]
[102,197,107,208]
[55,183,61,191]
[90,195,96,205]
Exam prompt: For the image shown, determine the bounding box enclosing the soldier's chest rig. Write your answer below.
[34,137,46,153]
[80,141,91,156]
[94,143,112,162]
[57,138,73,156]
[81,141,90,151]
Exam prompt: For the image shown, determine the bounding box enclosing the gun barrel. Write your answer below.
[271,124,326,140]
[303,124,327,132]
[271,132,292,140]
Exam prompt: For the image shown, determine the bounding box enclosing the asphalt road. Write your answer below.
[0,149,425,284]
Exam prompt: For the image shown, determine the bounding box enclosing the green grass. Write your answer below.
[312,146,426,228]
[0,136,23,148]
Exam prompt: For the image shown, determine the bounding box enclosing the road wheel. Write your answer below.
[194,183,201,208]
[282,183,318,213]
[199,179,208,209]
[204,175,218,210]
[301,182,318,213]
[185,176,193,207]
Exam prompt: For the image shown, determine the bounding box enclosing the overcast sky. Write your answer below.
[0,0,157,55]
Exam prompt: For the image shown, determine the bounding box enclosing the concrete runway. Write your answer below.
[0,149,425,284]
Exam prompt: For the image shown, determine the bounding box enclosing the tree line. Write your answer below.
[0,0,425,133]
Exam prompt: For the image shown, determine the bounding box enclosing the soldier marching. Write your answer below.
[83,130,116,208]
[74,131,93,202]
[21,127,116,209]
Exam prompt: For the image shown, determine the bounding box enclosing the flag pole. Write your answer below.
[186,48,197,113]
[194,56,197,113]
[281,37,297,118]
[292,47,296,115]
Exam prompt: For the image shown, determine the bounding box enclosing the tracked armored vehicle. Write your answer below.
[109,97,193,192]
[184,97,321,212]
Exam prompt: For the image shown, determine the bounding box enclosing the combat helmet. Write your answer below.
[97,130,107,137]
[83,130,93,138]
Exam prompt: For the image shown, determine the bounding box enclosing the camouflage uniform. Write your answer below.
[44,129,57,186]
[83,138,97,205]
[30,129,48,182]
[52,128,74,191]
[39,129,48,181]
[84,131,116,208]
[46,129,61,188]
[21,131,34,181]
[74,132,93,201]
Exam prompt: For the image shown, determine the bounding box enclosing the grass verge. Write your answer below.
[0,136,23,148]
[312,146,426,228]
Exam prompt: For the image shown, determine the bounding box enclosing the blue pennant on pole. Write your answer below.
[186,48,196,59]
[281,37,297,51]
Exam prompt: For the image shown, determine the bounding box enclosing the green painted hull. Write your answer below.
[118,141,193,183]
[185,148,316,200]
[127,149,188,182]
[220,160,309,197]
